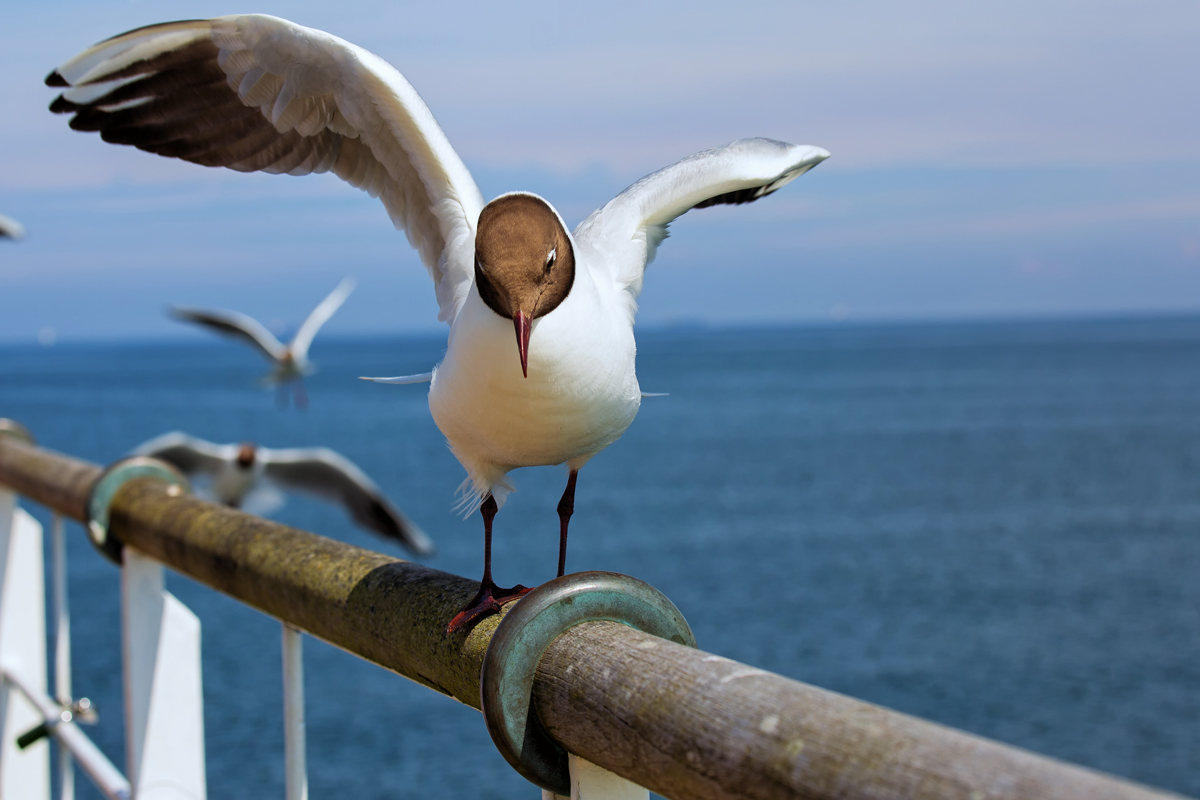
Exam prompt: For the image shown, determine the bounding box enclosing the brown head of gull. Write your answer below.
[474,194,576,378]
[235,443,256,469]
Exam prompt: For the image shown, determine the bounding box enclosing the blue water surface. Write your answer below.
[1,317,1198,798]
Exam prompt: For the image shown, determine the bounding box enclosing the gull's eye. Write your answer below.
[545,248,556,271]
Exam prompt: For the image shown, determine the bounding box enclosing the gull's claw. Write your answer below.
[446,581,533,634]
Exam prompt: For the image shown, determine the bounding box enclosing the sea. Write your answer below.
[1,316,1198,799]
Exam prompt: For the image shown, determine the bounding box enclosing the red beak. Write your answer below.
[513,311,531,378]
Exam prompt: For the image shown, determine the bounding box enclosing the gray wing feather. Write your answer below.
[261,447,434,556]
[290,276,355,360]
[574,138,829,303]
[131,431,232,475]
[169,306,287,361]
[47,16,484,323]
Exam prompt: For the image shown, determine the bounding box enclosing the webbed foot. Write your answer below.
[446,580,533,634]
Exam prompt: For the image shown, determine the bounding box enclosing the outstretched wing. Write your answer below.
[47,15,483,322]
[169,305,288,362]
[261,446,434,557]
[131,431,234,476]
[290,276,354,359]
[573,138,829,302]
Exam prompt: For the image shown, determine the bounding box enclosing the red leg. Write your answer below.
[447,495,531,634]
[556,470,578,578]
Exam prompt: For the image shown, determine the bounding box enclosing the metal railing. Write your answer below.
[0,425,1189,800]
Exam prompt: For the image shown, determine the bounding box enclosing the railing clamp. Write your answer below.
[16,697,97,750]
[480,571,695,795]
[87,457,189,564]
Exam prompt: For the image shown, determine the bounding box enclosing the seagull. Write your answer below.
[0,213,25,240]
[47,15,829,632]
[169,276,355,408]
[133,431,434,557]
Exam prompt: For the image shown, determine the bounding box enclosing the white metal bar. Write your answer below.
[121,547,207,799]
[52,515,70,703]
[52,513,74,800]
[282,624,308,800]
[2,667,129,800]
[0,494,51,799]
[542,755,649,800]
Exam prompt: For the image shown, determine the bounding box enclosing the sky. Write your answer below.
[2,0,1199,343]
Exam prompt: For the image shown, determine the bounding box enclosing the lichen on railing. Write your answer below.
[0,427,1189,800]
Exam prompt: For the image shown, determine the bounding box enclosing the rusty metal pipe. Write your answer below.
[535,621,1184,800]
[0,434,497,701]
[0,433,1187,800]
[0,436,99,521]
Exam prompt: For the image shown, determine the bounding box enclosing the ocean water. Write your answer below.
[1,317,1198,799]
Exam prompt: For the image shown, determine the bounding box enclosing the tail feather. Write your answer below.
[452,473,514,518]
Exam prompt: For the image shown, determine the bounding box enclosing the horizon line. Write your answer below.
[8,307,1200,350]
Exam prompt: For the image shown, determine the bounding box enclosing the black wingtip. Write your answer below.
[45,70,68,88]
[392,523,435,558]
[694,185,770,210]
[392,515,436,558]
[48,95,77,114]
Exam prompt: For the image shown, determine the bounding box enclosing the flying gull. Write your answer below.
[0,213,25,240]
[133,431,434,556]
[169,276,354,408]
[47,15,829,632]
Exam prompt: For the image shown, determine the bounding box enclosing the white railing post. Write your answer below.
[282,624,307,800]
[52,513,75,800]
[121,547,206,800]
[0,488,51,799]
[541,756,648,800]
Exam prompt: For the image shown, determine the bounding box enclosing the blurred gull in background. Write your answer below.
[0,213,25,240]
[168,276,355,409]
[133,430,434,557]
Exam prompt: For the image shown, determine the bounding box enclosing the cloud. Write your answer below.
[787,193,1200,250]
[7,0,1200,187]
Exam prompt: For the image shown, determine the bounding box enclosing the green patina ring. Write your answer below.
[480,570,696,795]
[0,419,35,446]
[87,456,189,564]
